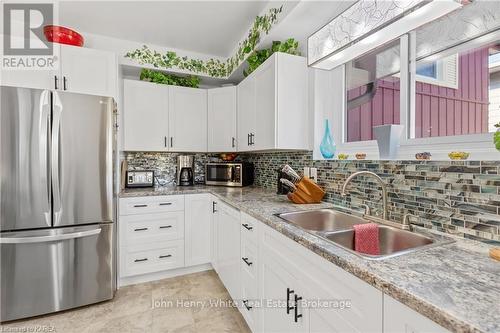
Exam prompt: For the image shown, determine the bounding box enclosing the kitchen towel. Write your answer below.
[354,223,380,255]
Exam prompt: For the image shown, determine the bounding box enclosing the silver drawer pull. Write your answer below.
[134,227,148,232]
[159,225,172,229]
[242,223,253,231]
[242,257,253,266]
[159,254,172,259]
[159,202,172,206]
[134,258,148,262]
[133,204,148,208]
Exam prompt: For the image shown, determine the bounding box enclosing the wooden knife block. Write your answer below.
[287,177,325,204]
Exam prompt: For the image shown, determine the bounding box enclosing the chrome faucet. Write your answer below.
[341,171,388,220]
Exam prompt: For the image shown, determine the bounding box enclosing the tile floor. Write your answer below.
[0,270,251,333]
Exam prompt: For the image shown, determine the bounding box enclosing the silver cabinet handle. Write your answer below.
[51,91,63,225]
[232,137,236,148]
[134,258,148,262]
[170,137,173,148]
[159,225,172,229]
[159,202,172,206]
[133,204,148,208]
[63,76,67,90]
[159,254,172,259]
[164,136,167,148]
[134,227,148,231]
[54,75,59,89]
[0,228,101,244]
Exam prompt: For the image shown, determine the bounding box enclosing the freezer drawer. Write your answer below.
[0,223,114,322]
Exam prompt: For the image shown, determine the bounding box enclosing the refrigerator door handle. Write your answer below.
[51,91,63,225]
[0,228,101,244]
[39,90,52,227]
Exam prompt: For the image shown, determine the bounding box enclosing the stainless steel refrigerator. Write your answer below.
[0,86,116,322]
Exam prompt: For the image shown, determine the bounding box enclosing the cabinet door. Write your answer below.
[185,194,212,266]
[60,45,116,97]
[261,244,306,333]
[169,86,207,152]
[384,295,450,333]
[254,55,277,150]
[216,201,241,300]
[237,75,256,151]
[207,86,237,152]
[0,39,59,90]
[123,79,168,151]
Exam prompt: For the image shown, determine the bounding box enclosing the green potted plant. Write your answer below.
[243,38,300,77]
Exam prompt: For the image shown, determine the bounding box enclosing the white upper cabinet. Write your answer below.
[207,86,237,152]
[60,45,117,97]
[254,55,276,151]
[236,52,309,152]
[123,79,168,151]
[237,75,256,151]
[168,86,208,152]
[1,43,116,98]
[0,42,60,90]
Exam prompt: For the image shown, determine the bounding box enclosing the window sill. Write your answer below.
[332,133,498,161]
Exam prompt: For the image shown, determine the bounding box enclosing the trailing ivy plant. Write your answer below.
[244,38,300,77]
[125,6,284,78]
[139,69,201,88]
[494,122,500,151]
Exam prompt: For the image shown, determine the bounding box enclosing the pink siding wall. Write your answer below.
[347,48,490,142]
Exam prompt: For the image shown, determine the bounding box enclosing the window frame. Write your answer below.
[415,54,459,89]
[330,31,498,161]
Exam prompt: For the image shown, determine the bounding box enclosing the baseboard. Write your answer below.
[118,263,213,287]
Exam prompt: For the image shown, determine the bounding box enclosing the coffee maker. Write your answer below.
[176,155,194,186]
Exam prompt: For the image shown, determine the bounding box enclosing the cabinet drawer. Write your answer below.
[240,273,259,331]
[121,212,184,244]
[241,238,258,280]
[119,195,184,215]
[240,212,259,245]
[121,239,184,277]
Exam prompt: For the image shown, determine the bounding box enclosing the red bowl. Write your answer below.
[43,25,84,47]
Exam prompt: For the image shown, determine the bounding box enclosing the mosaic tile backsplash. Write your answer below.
[125,152,218,185]
[124,151,500,243]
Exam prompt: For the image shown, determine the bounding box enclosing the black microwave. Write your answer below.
[205,162,254,187]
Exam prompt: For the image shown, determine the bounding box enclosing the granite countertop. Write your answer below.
[120,186,500,333]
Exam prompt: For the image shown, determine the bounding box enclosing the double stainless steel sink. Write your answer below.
[278,209,449,260]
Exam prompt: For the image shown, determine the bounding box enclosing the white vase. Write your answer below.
[373,124,405,160]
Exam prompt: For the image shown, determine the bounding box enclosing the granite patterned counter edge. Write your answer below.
[120,186,500,333]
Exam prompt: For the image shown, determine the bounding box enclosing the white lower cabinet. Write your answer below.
[384,295,450,333]
[119,195,450,333]
[214,201,241,301]
[185,193,213,266]
[240,213,261,332]
[260,222,381,333]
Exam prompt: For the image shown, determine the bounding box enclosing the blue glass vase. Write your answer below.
[320,119,336,159]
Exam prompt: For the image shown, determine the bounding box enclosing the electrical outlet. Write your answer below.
[310,168,318,183]
[303,167,310,178]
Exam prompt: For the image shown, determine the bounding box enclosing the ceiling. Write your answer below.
[59,1,270,57]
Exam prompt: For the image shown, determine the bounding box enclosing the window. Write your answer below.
[345,39,401,142]
[416,62,437,78]
[415,55,459,89]
[412,43,496,139]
